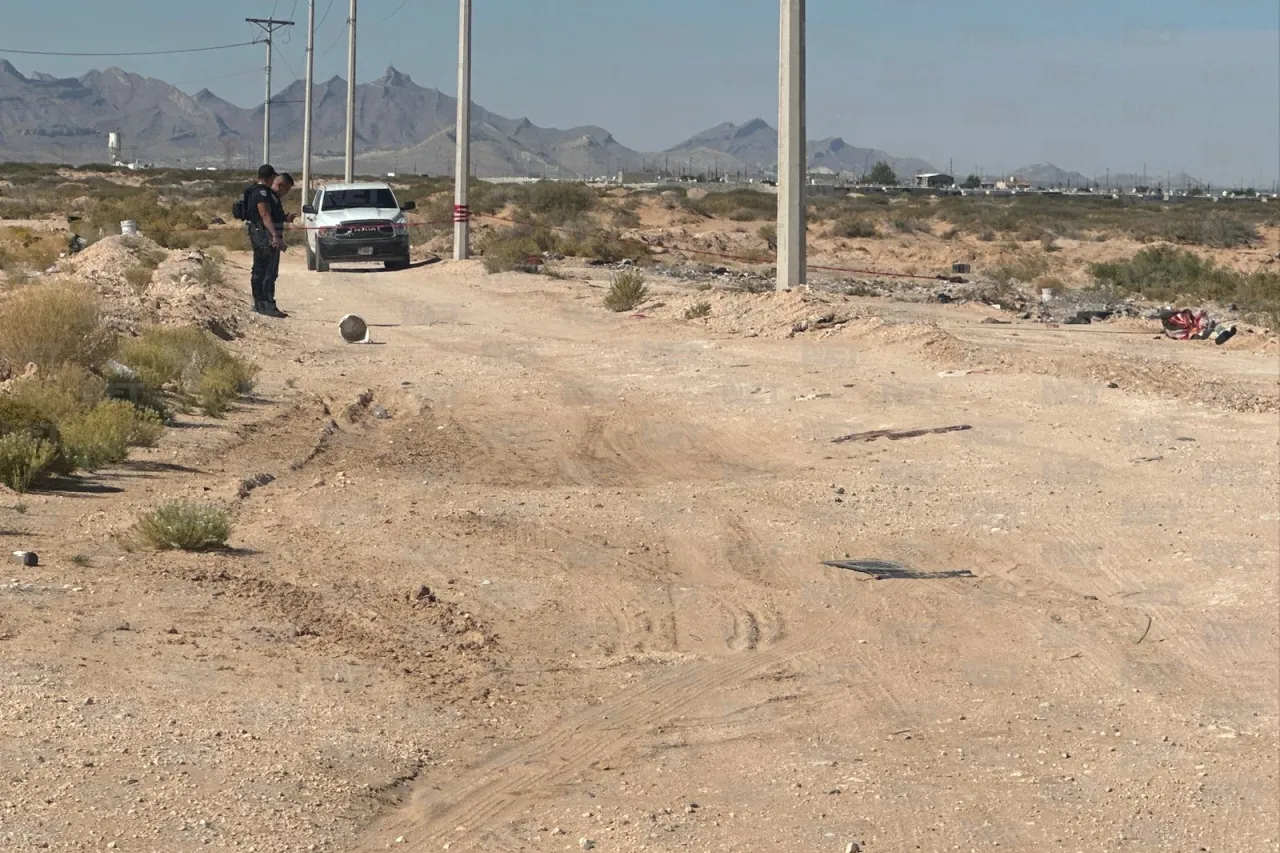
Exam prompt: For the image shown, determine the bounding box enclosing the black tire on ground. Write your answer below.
[385,255,411,271]
[306,244,317,271]
[315,249,330,273]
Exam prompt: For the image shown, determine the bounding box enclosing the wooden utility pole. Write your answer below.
[246,17,295,165]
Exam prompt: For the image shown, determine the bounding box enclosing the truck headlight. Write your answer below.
[393,221,409,236]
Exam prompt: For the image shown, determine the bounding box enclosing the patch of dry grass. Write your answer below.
[0,283,115,372]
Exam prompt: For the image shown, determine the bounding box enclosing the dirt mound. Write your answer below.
[652,288,866,338]
[56,234,246,336]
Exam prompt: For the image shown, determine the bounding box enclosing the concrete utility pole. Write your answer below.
[246,17,295,165]
[776,0,806,291]
[301,0,316,199]
[453,0,472,260]
[344,0,358,182]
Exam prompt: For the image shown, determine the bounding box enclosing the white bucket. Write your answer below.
[1040,288,1054,303]
[120,220,138,237]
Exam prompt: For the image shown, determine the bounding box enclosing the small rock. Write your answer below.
[579,839,595,850]
[84,697,95,706]
[834,487,846,495]
[1106,381,1120,389]
[372,405,390,420]
[550,827,565,836]
[394,837,405,845]
[116,622,131,632]
[845,843,861,853]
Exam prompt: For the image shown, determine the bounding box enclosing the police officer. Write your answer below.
[246,164,290,318]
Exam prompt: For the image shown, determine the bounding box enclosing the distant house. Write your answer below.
[996,176,1031,191]
[914,172,953,188]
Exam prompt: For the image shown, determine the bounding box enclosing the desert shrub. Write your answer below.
[989,252,1051,287]
[0,432,57,493]
[892,216,927,234]
[124,265,153,292]
[194,256,224,287]
[977,229,996,242]
[9,364,107,423]
[1091,246,1280,323]
[831,216,878,239]
[116,327,257,416]
[478,228,543,273]
[604,270,649,312]
[517,181,596,226]
[578,232,649,264]
[1041,234,1060,252]
[1160,212,1258,249]
[941,227,961,240]
[59,400,163,471]
[758,223,778,250]
[685,189,776,220]
[0,284,115,372]
[132,502,231,551]
[612,207,642,229]
[684,301,711,319]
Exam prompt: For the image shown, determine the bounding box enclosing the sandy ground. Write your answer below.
[2,252,1278,853]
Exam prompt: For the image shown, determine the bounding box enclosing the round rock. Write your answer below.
[339,314,368,343]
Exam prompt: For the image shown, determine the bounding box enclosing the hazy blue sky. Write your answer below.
[3,0,1278,184]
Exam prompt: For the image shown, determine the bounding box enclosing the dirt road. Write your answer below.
[3,254,1277,853]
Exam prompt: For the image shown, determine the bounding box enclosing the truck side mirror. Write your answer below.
[302,205,316,215]
[400,200,416,211]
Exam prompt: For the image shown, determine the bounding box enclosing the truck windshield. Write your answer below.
[321,188,398,210]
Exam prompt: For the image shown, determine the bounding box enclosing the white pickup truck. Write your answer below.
[301,181,416,272]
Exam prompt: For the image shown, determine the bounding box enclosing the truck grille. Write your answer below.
[334,220,395,239]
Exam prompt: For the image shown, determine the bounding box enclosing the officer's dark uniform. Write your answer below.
[246,183,285,312]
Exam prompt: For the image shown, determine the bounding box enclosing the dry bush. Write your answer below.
[758,223,778,250]
[989,253,1051,287]
[684,301,712,320]
[116,327,257,417]
[612,207,642,229]
[192,256,224,288]
[831,217,878,239]
[0,284,115,372]
[9,364,107,423]
[131,502,231,551]
[604,270,649,313]
[124,265,154,292]
[479,229,543,273]
[59,400,163,471]
[0,433,57,493]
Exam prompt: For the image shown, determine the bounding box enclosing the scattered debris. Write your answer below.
[11,551,38,567]
[1136,614,1153,645]
[1160,308,1236,345]
[1132,455,1163,464]
[981,317,1012,325]
[237,472,276,499]
[831,424,972,444]
[824,559,976,580]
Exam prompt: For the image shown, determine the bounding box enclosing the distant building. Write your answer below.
[996,176,1031,191]
[915,172,954,188]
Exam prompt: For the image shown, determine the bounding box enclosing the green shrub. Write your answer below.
[132,502,231,551]
[9,364,107,424]
[989,253,1051,286]
[0,432,57,493]
[1090,245,1280,323]
[479,228,543,273]
[604,270,649,313]
[116,326,257,416]
[194,257,224,287]
[59,400,163,471]
[892,216,927,234]
[516,181,597,226]
[0,284,115,372]
[685,189,776,220]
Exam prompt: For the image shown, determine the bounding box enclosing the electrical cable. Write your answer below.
[0,40,262,58]
[376,0,410,26]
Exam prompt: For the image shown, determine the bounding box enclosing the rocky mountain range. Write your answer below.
[2,60,1197,187]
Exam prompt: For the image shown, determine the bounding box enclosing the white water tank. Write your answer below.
[108,132,122,162]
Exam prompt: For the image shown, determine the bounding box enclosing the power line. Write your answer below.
[317,0,337,29]
[376,0,410,25]
[0,40,262,57]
